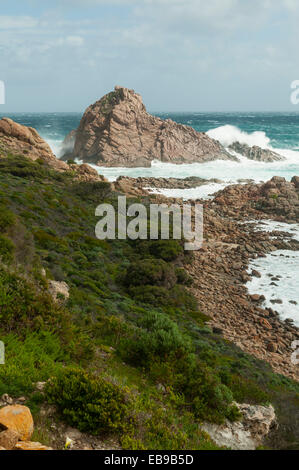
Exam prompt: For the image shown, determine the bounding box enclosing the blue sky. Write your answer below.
[0,0,299,112]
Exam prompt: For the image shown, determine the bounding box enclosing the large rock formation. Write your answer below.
[0,117,107,182]
[0,117,69,171]
[66,86,236,167]
[201,403,276,450]
[229,141,285,162]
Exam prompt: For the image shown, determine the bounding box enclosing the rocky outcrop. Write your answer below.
[213,176,299,223]
[0,118,108,182]
[70,163,108,183]
[229,141,285,162]
[201,403,276,450]
[0,117,69,171]
[66,86,236,167]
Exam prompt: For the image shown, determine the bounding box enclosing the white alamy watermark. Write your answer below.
[95,196,203,251]
[291,340,299,365]
[0,341,4,365]
[0,81,5,105]
[290,80,299,105]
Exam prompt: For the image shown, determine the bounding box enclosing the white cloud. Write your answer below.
[0,15,38,29]
[1,0,298,111]
[65,35,84,46]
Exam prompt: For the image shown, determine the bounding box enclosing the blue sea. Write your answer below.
[2,112,299,185]
[1,111,299,324]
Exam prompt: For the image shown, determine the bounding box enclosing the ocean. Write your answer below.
[3,111,299,187]
[2,111,299,324]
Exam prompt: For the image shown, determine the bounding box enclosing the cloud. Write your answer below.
[65,35,84,46]
[0,0,298,111]
[0,15,38,29]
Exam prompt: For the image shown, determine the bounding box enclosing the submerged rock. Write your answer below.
[66,86,237,167]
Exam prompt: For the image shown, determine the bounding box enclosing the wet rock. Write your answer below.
[229,142,285,162]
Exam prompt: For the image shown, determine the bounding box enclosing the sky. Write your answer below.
[0,0,299,112]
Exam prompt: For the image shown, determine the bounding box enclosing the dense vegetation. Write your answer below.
[0,153,298,449]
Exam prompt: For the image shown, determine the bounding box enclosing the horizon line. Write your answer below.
[2,110,299,115]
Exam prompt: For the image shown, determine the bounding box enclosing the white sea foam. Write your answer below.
[146,182,233,201]
[207,124,271,148]
[247,250,299,326]
[250,220,299,242]
[246,220,299,326]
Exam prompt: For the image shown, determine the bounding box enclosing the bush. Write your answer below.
[121,311,192,366]
[0,266,72,342]
[0,236,15,263]
[148,240,183,262]
[175,268,193,286]
[0,331,65,397]
[0,207,16,233]
[46,368,132,434]
[129,285,170,307]
[129,284,198,312]
[133,239,183,262]
[72,181,112,201]
[124,259,177,289]
[174,357,240,424]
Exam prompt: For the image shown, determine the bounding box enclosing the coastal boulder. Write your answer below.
[66,86,236,167]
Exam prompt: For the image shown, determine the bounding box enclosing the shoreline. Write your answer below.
[114,175,299,381]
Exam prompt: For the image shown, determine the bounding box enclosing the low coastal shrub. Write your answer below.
[0,207,16,232]
[133,239,183,262]
[72,181,112,201]
[46,368,132,435]
[121,311,192,367]
[0,236,15,263]
[124,259,177,289]
[0,331,66,397]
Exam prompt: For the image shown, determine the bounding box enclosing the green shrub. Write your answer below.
[0,236,15,263]
[124,259,176,289]
[148,240,183,262]
[175,268,193,286]
[46,368,132,435]
[121,311,192,366]
[0,331,66,397]
[0,266,71,340]
[174,357,240,424]
[221,372,271,404]
[72,181,112,200]
[129,285,170,307]
[0,207,16,233]
[129,284,198,312]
